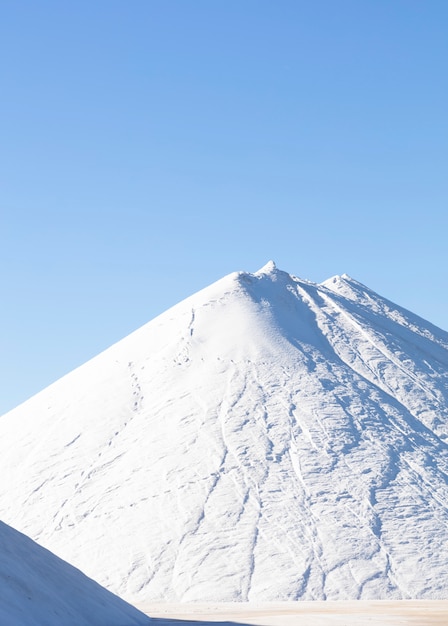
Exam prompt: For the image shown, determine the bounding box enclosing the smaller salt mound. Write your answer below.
[0,520,150,626]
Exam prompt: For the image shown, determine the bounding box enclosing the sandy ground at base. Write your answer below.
[140,600,448,626]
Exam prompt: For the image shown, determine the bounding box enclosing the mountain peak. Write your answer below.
[322,272,353,286]
[255,259,277,274]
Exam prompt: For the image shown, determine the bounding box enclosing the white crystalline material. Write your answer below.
[1,263,448,604]
[0,520,150,625]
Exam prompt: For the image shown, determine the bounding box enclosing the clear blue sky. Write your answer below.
[1,1,447,415]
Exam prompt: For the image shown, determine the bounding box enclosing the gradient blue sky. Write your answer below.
[1,1,447,414]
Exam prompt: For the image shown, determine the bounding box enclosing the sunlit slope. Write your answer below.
[0,520,150,625]
[1,262,448,603]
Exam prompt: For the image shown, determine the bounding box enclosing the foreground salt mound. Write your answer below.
[0,262,448,603]
[0,520,150,626]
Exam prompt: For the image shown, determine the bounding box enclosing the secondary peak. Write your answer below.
[256,260,277,275]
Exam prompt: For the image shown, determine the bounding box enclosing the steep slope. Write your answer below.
[0,262,448,603]
[0,520,150,625]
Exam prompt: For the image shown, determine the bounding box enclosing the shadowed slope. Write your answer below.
[0,520,150,626]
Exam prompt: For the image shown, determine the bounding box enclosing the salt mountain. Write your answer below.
[1,262,448,605]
